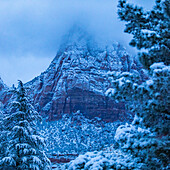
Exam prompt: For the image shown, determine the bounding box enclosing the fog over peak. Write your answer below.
[0,0,154,86]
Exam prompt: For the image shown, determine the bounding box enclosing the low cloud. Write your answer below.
[0,0,154,86]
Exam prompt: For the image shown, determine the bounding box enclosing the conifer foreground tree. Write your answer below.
[116,0,170,134]
[106,0,170,169]
[118,0,170,69]
[0,109,6,162]
[0,81,51,170]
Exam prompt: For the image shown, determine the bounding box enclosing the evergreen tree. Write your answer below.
[107,63,170,135]
[105,0,170,169]
[116,0,170,135]
[118,0,170,69]
[0,109,7,161]
[0,80,51,170]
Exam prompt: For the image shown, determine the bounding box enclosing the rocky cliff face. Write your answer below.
[0,27,141,122]
[25,28,137,122]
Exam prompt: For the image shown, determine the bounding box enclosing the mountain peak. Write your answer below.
[25,30,136,122]
[58,24,94,52]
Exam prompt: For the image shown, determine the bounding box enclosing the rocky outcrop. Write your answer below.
[0,27,141,122]
[25,27,137,122]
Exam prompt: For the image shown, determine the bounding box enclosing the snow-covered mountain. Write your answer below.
[25,27,137,121]
[0,26,143,122]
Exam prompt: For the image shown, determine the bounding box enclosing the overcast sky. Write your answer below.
[0,0,154,86]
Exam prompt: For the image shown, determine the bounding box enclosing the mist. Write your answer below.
[0,0,154,86]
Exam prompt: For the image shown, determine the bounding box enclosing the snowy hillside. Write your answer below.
[39,111,122,156]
